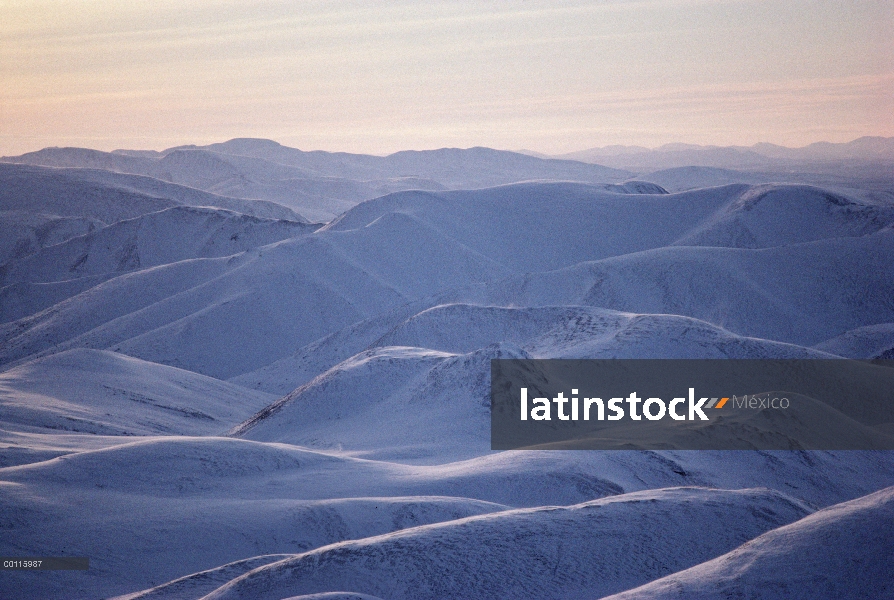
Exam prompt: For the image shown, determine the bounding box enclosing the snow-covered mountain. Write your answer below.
[0,162,304,223]
[6,181,890,377]
[2,140,633,222]
[0,207,316,323]
[1,140,892,599]
[0,349,276,441]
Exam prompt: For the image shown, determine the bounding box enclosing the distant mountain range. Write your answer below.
[546,136,894,171]
[1,139,632,222]
[5,138,889,225]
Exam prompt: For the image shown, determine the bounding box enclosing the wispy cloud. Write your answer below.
[1,0,891,153]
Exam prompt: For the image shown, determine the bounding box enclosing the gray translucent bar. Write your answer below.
[491,359,894,451]
[0,557,89,570]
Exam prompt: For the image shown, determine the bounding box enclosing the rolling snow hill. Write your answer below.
[460,229,894,346]
[601,486,894,600]
[812,322,894,359]
[0,162,305,223]
[0,210,102,265]
[197,487,810,600]
[0,206,315,288]
[0,163,178,224]
[0,349,275,438]
[3,182,892,377]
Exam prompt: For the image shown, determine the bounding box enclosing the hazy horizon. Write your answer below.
[2,1,892,156]
[4,134,894,160]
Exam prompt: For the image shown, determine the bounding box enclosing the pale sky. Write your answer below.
[1,0,892,155]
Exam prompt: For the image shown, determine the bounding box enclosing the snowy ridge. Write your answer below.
[111,555,295,600]
[0,349,274,438]
[231,303,834,396]
[601,486,894,600]
[670,184,894,248]
[0,274,112,325]
[813,322,894,359]
[0,210,101,265]
[0,206,315,287]
[233,343,512,460]
[461,230,894,346]
[0,438,509,598]
[39,165,308,221]
[0,163,177,223]
[228,306,844,459]
[231,321,889,457]
[198,487,811,600]
[371,304,837,360]
[3,440,894,597]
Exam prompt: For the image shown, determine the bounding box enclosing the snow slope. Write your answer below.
[234,344,499,460]
[0,275,113,326]
[670,184,894,248]
[0,349,275,436]
[0,438,508,599]
[2,440,893,598]
[3,182,705,375]
[370,304,835,360]
[321,183,734,273]
[231,303,834,396]
[49,166,308,221]
[0,163,177,223]
[0,210,101,264]
[228,307,840,460]
[0,206,315,287]
[813,322,894,358]
[463,229,894,346]
[232,322,889,458]
[198,487,810,600]
[0,162,306,222]
[641,166,767,191]
[601,486,894,600]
